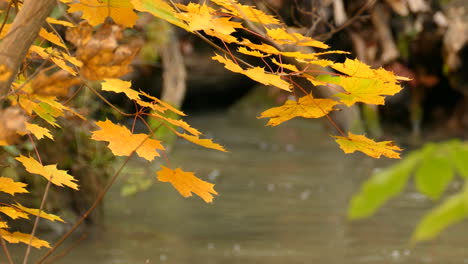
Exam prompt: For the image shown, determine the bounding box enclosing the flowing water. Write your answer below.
[7,112,468,263]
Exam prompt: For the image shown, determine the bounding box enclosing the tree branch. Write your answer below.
[0,0,56,98]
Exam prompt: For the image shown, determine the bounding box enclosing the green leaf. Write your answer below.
[412,192,468,242]
[131,0,190,31]
[415,144,454,200]
[348,151,422,219]
[451,141,468,179]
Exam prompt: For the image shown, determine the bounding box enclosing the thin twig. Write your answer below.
[22,134,50,264]
[0,232,14,264]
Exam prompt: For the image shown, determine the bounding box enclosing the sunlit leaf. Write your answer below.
[258,95,338,126]
[156,166,218,203]
[67,0,138,27]
[91,119,165,161]
[0,221,8,229]
[0,177,28,195]
[0,229,50,248]
[16,155,79,190]
[39,28,66,49]
[332,58,410,82]
[25,122,53,140]
[237,47,267,57]
[101,78,140,100]
[271,58,299,72]
[334,132,402,159]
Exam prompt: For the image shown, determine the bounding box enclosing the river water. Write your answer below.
[7,112,468,263]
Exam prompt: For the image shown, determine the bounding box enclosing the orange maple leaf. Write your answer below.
[258,95,338,126]
[91,119,165,161]
[156,166,218,203]
[334,132,402,159]
[176,132,227,152]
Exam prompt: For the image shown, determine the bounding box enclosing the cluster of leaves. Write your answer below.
[349,139,468,242]
[0,0,408,256]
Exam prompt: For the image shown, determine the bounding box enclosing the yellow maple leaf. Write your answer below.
[68,0,138,27]
[16,155,79,190]
[156,166,218,203]
[0,206,29,220]
[271,58,299,72]
[139,91,186,116]
[0,229,50,249]
[91,119,165,161]
[237,47,267,57]
[0,177,28,195]
[175,3,243,35]
[266,28,329,49]
[258,95,338,126]
[212,0,280,24]
[152,113,201,136]
[332,58,411,82]
[14,203,64,222]
[39,28,66,49]
[101,78,140,100]
[334,132,402,159]
[212,54,291,91]
[176,132,227,152]
[318,75,402,106]
[46,17,75,27]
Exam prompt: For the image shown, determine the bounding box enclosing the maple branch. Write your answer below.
[0,0,56,98]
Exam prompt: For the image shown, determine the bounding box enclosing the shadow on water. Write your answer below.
[8,113,468,263]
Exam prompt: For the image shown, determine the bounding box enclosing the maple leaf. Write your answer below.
[334,132,402,159]
[156,166,218,203]
[39,28,66,49]
[14,203,64,222]
[16,155,79,190]
[30,45,79,76]
[176,132,227,152]
[271,58,299,72]
[25,122,53,140]
[101,78,140,100]
[266,28,329,49]
[211,0,280,24]
[91,119,165,161]
[0,229,50,249]
[212,54,291,91]
[0,206,29,220]
[0,177,28,195]
[175,3,243,35]
[46,17,75,27]
[317,75,402,106]
[237,47,267,57]
[258,95,338,126]
[67,0,138,27]
[152,113,201,136]
[332,58,411,82]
